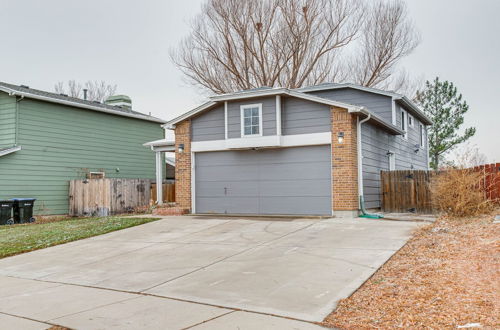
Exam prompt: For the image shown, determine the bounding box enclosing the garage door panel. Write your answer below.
[260,196,332,215]
[258,180,330,197]
[258,145,330,163]
[196,165,259,182]
[196,197,258,214]
[196,150,260,166]
[195,145,331,215]
[258,161,331,181]
[195,181,259,198]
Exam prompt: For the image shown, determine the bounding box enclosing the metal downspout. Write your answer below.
[357,113,384,219]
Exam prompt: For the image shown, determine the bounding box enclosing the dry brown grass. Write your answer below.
[323,210,500,329]
[432,168,494,217]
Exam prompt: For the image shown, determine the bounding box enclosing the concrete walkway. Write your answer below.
[0,216,419,329]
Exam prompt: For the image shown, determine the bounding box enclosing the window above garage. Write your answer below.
[240,104,263,137]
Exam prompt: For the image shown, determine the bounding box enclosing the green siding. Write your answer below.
[0,97,163,215]
[0,92,17,149]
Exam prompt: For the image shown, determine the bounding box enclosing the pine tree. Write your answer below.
[416,77,475,170]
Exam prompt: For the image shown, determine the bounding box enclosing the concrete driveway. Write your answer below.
[0,216,419,329]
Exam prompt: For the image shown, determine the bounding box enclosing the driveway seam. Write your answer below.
[181,310,237,330]
[0,311,59,328]
[48,296,141,322]
[140,221,317,292]
[3,274,326,325]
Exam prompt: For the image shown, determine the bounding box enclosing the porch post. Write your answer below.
[155,151,163,205]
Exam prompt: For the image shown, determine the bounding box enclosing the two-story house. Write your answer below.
[149,83,432,216]
[0,82,166,215]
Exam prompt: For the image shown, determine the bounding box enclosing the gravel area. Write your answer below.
[323,210,500,329]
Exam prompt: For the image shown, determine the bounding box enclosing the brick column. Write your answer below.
[331,106,359,214]
[175,120,192,212]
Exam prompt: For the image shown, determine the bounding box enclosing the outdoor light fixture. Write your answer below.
[178,144,185,153]
[337,132,344,144]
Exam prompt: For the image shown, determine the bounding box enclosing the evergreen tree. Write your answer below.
[416,77,475,170]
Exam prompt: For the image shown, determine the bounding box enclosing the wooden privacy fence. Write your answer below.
[69,178,151,216]
[474,163,500,202]
[381,164,500,213]
[151,183,176,204]
[381,170,436,213]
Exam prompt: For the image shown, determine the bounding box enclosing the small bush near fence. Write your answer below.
[432,168,494,217]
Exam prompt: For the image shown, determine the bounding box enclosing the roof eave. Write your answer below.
[395,97,433,125]
[0,87,166,124]
[349,108,405,135]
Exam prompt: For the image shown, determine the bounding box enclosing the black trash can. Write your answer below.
[0,200,14,225]
[12,198,36,224]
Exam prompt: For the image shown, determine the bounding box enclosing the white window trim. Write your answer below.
[240,103,263,137]
[408,114,414,128]
[401,109,408,140]
[419,123,426,148]
[388,152,396,170]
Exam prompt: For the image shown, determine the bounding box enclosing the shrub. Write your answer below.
[432,168,493,217]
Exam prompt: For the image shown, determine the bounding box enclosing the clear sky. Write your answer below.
[1,0,498,161]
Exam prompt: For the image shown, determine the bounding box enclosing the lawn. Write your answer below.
[323,210,499,329]
[0,216,160,259]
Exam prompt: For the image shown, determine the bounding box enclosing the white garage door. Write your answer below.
[194,145,331,215]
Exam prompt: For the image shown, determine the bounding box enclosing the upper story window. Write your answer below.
[401,109,408,139]
[241,104,262,137]
[419,123,425,148]
[408,114,414,127]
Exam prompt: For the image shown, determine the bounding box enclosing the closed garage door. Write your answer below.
[194,145,331,215]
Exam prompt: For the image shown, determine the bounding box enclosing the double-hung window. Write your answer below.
[241,104,262,137]
[401,109,408,139]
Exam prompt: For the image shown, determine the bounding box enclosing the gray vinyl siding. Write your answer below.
[361,104,429,209]
[227,97,276,138]
[307,88,393,123]
[281,96,331,135]
[191,105,225,142]
[0,92,17,149]
[195,145,331,215]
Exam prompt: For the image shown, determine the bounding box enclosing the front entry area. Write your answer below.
[194,145,332,215]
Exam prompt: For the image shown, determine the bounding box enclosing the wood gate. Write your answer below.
[380,170,435,213]
[69,178,151,216]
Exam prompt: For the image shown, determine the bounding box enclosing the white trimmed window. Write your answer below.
[401,109,408,139]
[419,123,425,148]
[408,114,414,127]
[241,104,263,137]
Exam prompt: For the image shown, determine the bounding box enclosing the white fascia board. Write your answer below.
[395,96,433,125]
[210,88,288,102]
[164,88,361,128]
[143,139,175,147]
[163,101,218,128]
[348,108,405,135]
[191,132,331,152]
[296,83,399,98]
[280,132,331,147]
[0,87,167,124]
[0,146,21,157]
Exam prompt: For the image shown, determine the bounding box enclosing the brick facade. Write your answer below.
[331,106,359,211]
[175,120,192,211]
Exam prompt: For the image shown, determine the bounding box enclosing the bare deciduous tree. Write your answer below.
[172,0,420,95]
[54,80,117,102]
[349,0,420,90]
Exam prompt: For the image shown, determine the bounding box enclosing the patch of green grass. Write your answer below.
[0,216,160,259]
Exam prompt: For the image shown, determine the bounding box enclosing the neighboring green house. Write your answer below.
[0,82,166,215]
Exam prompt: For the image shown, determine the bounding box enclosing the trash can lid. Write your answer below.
[11,198,36,201]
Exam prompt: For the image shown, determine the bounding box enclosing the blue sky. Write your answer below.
[1,0,498,161]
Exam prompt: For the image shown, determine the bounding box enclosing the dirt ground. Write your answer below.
[323,211,500,329]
